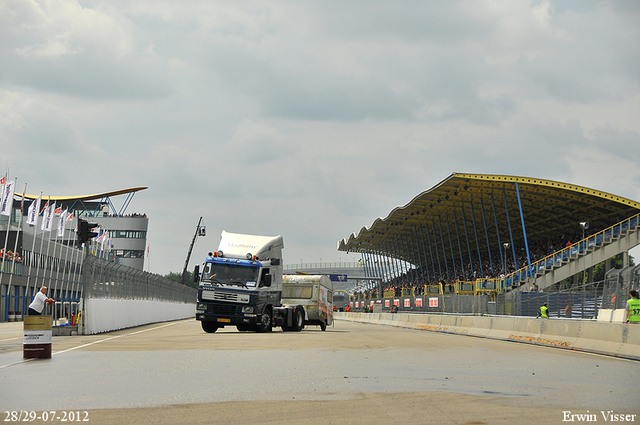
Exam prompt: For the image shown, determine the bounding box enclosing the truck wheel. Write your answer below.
[320,319,327,331]
[201,321,218,333]
[292,306,305,332]
[256,307,272,333]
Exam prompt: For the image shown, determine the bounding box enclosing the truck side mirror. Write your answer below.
[193,265,200,283]
[262,274,272,287]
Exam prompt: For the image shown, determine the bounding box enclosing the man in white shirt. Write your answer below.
[28,286,54,316]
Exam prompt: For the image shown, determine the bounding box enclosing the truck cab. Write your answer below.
[195,231,305,333]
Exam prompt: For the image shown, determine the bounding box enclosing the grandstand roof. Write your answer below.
[22,187,148,201]
[337,173,640,267]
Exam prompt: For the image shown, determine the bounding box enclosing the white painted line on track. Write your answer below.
[0,321,181,370]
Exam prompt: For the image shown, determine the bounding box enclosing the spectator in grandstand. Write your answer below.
[565,301,572,318]
[28,287,55,316]
[625,290,639,323]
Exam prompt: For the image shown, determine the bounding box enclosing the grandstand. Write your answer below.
[338,173,640,306]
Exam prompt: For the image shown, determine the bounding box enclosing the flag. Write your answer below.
[20,190,25,213]
[26,195,42,226]
[66,212,74,221]
[0,180,15,216]
[57,209,68,238]
[0,176,5,185]
[41,202,55,232]
[54,206,62,215]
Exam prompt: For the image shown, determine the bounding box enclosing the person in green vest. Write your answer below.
[538,302,549,318]
[625,290,640,323]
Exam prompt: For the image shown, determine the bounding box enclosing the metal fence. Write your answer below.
[82,255,196,303]
[348,264,640,318]
[497,264,640,319]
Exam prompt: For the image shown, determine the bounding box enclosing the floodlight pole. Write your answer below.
[580,221,589,317]
[181,217,203,286]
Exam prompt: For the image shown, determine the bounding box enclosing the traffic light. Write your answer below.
[77,218,99,245]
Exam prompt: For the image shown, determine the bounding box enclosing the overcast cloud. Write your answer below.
[1,0,639,275]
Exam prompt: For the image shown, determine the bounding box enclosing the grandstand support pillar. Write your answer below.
[412,227,425,281]
[453,210,465,278]
[460,206,474,278]
[394,235,406,277]
[503,188,518,271]
[418,225,433,282]
[491,192,504,274]
[623,251,629,268]
[588,266,594,285]
[437,216,450,281]
[444,215,457,279]
[426,223,442,281]
[480,197,494,276]
[515,183,533,277]
[470,201,483,277]
[605,258,611,274]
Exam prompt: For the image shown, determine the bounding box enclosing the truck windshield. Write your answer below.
[204,263,260,287]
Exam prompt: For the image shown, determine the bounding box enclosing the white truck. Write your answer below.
[194,231,332,333]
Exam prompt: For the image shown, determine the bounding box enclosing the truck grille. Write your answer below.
[211,304,238,315]
[201,290,250,304]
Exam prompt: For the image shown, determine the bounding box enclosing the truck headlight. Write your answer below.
[242,306,254,314]
[197,303,207,311]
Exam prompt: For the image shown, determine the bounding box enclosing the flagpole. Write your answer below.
[6,182,26,313]
[47,207,63,300]
[42,202,56,311]
[36,196,51,290]
[56,210,70,302]
[25,192,43,301]
[1,178,17,319]
[63,216,80,309]
[71,217,85,316]
[0,178,16,277]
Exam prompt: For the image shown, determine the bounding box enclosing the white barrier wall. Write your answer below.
[84,299,195,334]
[336,312,640,360]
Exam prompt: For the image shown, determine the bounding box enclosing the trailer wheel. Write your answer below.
[256,307,272,333]
[320,319,327,331]
[201,321,218,333]
[292,306,305,332]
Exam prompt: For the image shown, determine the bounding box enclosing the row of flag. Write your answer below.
[0,177,109,246]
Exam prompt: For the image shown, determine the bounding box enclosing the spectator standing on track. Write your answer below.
[537,302,549,318]
[625,290,640,323]
[28,286,54,316]
[565,301,572,318]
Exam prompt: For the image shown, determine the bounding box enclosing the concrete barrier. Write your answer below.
[83,299,195,334]
[334,312,640,360]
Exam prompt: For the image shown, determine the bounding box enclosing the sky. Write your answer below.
[1,0,639,276]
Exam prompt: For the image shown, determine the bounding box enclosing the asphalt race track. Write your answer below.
[1,319,638,425]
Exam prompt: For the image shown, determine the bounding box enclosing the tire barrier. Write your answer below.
[336,312,640,361]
